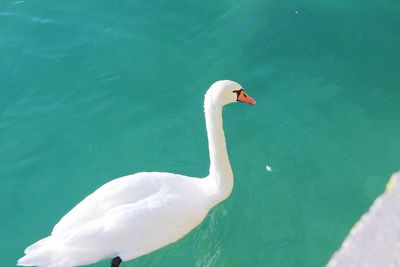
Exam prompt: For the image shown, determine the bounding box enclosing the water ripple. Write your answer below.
[0,11,62,25]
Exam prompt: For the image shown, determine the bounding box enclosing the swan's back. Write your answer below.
[19,172,212,267]
[53,172,172,234]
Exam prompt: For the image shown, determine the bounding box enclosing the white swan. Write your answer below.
[17,80,256,267]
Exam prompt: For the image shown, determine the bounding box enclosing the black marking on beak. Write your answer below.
[233,88,244,101]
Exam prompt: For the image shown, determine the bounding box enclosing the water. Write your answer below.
[1,1,399,266]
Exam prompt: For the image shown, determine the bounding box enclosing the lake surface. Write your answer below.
[1,0,399,266]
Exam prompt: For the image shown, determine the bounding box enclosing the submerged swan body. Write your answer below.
[18,80,256,267]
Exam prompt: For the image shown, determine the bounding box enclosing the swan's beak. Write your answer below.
[238,91,256,105]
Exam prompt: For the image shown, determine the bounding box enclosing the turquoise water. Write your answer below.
[1,0,400,266]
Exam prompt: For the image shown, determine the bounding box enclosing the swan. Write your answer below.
[17,80,256,267]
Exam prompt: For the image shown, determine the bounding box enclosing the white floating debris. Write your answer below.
[265,165,272,172]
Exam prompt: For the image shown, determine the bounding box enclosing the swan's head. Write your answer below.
[206,80,256,107]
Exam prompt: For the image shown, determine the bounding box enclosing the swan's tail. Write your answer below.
[17,236,76,267]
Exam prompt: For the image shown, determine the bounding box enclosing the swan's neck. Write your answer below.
[204,97,233,201]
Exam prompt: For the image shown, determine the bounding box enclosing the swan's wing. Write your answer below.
[52,172,164,235]
[54,187,207,263]
[327,171,400,267]
[20,173,204,266]
[20,195,179,267]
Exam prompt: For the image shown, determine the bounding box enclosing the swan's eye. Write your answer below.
[233,89,244,100]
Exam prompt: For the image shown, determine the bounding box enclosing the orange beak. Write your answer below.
[238,90,256,105]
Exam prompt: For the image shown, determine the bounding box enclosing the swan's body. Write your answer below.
[18,80,256,267]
